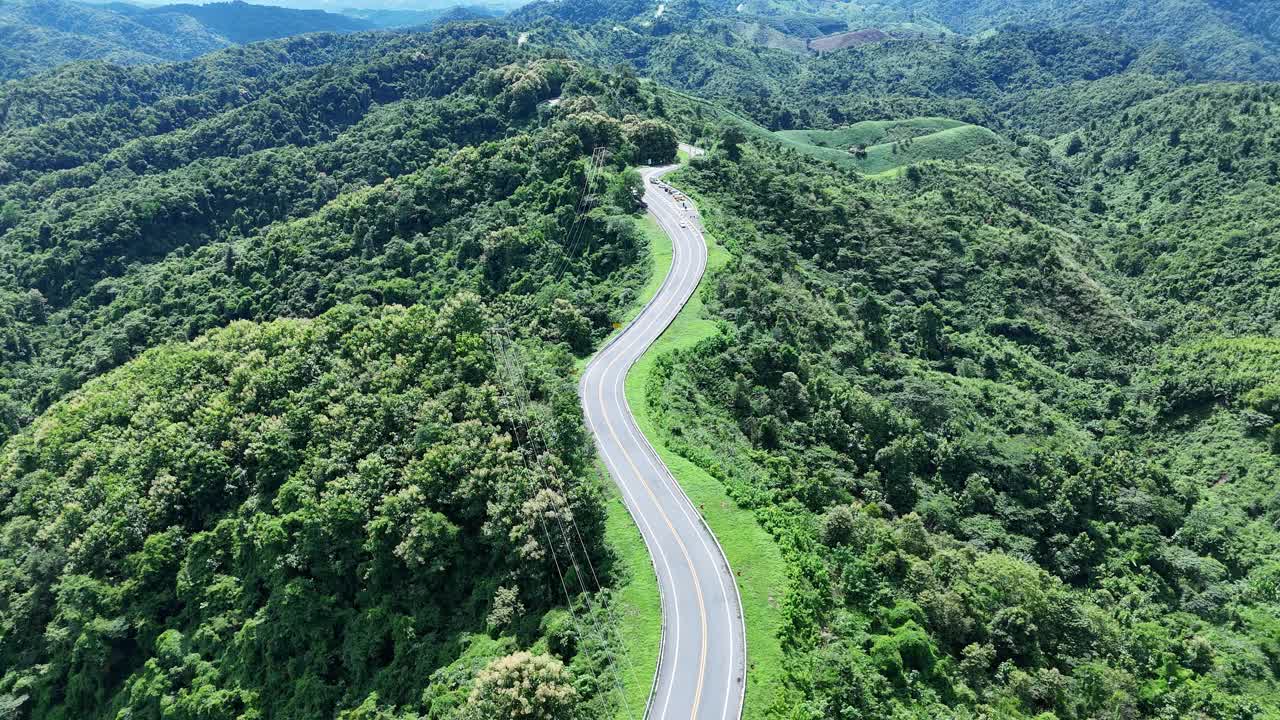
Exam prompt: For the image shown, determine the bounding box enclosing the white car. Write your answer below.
[680,221,688,228]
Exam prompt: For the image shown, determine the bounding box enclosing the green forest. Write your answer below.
[0,24,689,720]
[648,103,1280,716]
[1,0,1279,718]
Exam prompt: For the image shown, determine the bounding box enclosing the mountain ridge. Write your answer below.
[0,0,372,79]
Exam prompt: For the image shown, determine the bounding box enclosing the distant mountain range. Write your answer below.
[514,0,1280,79]
[0,0,369,78]
[0,0,514,80]
[339,4,502,29]
[105,0,374,41]
[830,0,1280,80]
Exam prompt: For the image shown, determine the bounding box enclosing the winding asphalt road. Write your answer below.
[579,159,746,720]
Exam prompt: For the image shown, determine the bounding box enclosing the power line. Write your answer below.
[490,368,604,677]
[552,152,598,282]
[493,337,637,720]
[489,330,638,720]
[554,148,606,283]
[490,331,628,649]
[553,146,611,285]
[562,151,598,247]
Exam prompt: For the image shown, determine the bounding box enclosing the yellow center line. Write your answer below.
[642,191,712,720]
[631,208,732,720]
[590,170,711,719]
[600,368,709,720]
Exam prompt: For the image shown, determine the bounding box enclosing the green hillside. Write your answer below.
[649,95,1280,717]
[525,23,1152,131]
[4,1,1280,719]
[0,26,701,719]
[0,0,371,80]
[1057,82,1280,334]
[776,117,1004,173]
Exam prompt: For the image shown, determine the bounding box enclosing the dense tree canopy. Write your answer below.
[2,3,1280,720]
[0,25,691,445]
[0,302,612,719]
[637,87,1280,716]
[0,24,697,720]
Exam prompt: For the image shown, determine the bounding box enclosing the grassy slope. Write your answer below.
[626,215,675,327]
[775,118,1003,174]
[663,86,1001,177]
[775,116,967,147]
[859,124,1002,173]
[622,212,788,719]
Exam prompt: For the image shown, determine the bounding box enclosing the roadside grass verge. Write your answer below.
[603,464,663,720]
[623,215,674,328]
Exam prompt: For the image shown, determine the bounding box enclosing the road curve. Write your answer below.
[579,161,746,720]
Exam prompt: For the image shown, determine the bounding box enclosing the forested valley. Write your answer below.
[0,1,1279,719]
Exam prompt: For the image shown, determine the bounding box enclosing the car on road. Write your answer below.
[680,221,687,228]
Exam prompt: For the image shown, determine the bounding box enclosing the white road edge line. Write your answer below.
[581,161,746,720]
